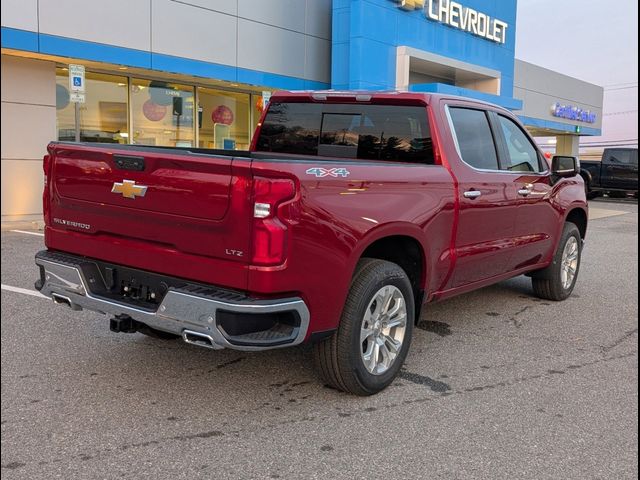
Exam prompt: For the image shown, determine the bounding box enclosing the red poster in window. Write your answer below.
[212,105,234,125]
[143,99,167,122]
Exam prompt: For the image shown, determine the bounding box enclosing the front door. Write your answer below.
[491,113,557,270]
[445,105,520,287]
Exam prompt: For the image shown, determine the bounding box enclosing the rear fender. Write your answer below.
[348,222,429,293]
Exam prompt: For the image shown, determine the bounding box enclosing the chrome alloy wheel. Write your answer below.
[561,236,579,290]
[360,285,408,375]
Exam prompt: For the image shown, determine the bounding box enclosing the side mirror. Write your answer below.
[551,155,580,178]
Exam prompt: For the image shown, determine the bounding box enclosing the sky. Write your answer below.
[515,0,638,148]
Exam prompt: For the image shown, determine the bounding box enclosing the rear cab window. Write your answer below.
[256,103,434,164]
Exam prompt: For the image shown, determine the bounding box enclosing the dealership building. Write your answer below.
[1,0,603,221]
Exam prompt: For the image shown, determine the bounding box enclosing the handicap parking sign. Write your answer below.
[69,64,85,93]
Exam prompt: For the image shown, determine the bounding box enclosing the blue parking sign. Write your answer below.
[69,64,85,93]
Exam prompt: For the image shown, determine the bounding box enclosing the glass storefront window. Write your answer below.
[252,93,266,141]
[131,79,195,147]
[198,88,250,150]
[55,66,270,149]
[81,72,129,143]
[55,68,75,141]
[55,68,129,143]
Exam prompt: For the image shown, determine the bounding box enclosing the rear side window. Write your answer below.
[256,103,434,164]
[497,115,542,172]
[448,107,499,170]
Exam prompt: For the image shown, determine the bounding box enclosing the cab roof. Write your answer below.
[269,90,509,112]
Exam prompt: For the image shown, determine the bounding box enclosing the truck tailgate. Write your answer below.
[45,143,253,289]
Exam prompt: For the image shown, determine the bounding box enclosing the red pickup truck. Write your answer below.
[35,91,587,395]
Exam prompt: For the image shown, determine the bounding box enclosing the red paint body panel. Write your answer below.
[246,160,456,333]
[43,92,588,338]
[46,143,253,291]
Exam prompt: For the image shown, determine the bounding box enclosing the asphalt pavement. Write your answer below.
[1,199,638,480]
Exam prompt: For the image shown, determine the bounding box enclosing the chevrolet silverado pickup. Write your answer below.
[580,147,638,199]
[35,91,588,395]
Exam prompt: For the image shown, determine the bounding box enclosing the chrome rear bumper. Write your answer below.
[35,251,310,351]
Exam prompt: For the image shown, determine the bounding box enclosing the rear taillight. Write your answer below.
[43,154,51,184]
[251,177,296,266]
[42,154,51,224]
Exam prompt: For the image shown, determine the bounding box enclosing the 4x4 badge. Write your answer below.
[306,167,350,178]
[111,180,148,199]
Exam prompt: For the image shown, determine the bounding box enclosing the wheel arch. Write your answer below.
[565,207,588,240]
[579,169,593,188]
[350,225,428,324]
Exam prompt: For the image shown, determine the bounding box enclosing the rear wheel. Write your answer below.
[313,258,414,395]
[531,222,582,301]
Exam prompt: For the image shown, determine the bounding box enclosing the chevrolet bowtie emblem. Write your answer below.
[111,180,148,199]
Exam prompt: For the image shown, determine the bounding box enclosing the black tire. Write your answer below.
[583,176,599,200]
[313,258,414,396]
[137,324,180,340]
[607,190,627,199]
[531,222,582,301]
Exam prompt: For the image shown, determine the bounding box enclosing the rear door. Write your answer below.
[490,113,557,271]
[47,143,253,289]
[444,104,520,287]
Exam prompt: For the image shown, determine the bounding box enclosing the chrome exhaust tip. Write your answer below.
[182,330,222,350]
[51,293,82,311]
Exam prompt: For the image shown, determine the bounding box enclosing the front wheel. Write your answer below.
[313,258,414,395]
[531,222,582,301]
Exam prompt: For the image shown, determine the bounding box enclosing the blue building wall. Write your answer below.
[332,0,518,97]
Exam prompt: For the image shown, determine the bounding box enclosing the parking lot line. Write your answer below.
[9,229,44,237]
[1,283,48,299]
[589,208,629,220]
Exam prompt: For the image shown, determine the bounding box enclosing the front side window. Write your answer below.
[448,107,499,170]
[498,115,542,172]
[256,103,434,164]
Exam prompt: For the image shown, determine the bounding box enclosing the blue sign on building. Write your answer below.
[332,0,520,110]
[551,102,597,124]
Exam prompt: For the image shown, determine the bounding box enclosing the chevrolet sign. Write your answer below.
[392,0,509,45]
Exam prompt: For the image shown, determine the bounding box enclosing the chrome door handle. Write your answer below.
[517,188,531,197]
[463,190,482,199]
